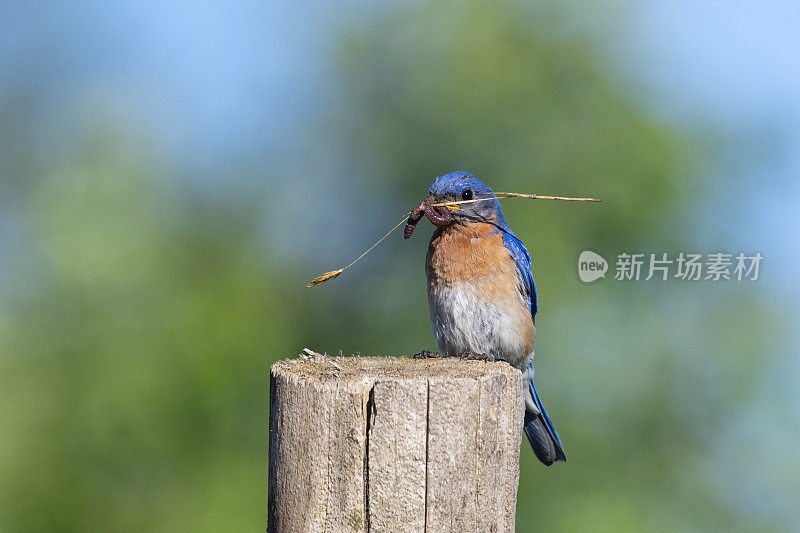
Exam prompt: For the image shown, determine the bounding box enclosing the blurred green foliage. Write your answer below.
[0,0,795,531]
[0,132,301,530]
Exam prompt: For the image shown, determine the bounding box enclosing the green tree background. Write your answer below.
[1,1,797,531]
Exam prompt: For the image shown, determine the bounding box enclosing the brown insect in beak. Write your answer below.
[403,199,453,239]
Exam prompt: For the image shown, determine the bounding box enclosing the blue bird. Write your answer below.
[413,171,566,466]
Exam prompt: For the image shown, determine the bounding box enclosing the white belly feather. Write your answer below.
[428,282,530,368]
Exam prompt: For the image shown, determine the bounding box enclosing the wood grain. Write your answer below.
[268,354,524,533]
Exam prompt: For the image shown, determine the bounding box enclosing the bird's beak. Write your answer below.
[428,195,461,210]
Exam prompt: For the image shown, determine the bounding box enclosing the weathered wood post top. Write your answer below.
[268,352,525,533]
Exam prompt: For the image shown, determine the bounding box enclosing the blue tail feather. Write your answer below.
[524,368,566,466]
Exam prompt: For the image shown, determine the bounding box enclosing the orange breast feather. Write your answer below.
[427,223,526,308]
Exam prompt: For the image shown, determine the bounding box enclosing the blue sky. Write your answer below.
[630,1,800,296]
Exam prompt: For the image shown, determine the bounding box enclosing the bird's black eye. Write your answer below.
[461,189,473,201]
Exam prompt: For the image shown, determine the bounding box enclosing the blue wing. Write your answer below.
[500,230,538,322]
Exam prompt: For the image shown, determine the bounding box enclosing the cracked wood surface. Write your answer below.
[268,355,524,533]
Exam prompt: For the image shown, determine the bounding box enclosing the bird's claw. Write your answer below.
[412,349,441,359]
[459,350,495,361]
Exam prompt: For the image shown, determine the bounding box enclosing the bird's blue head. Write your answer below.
[428,171,492,198]
[427,171,504,225]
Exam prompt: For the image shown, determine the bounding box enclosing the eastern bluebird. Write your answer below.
[415,171,566,466]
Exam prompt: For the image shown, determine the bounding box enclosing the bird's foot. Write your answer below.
[412,349,441,359]
[459,350,495,362]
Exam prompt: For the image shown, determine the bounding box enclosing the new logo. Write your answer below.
[578,251,608,282]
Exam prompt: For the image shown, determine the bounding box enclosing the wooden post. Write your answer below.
[268,353,525,533]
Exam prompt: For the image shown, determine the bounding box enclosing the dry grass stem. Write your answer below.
[307,190,600,287]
